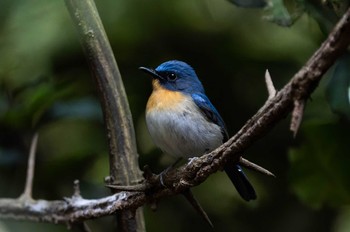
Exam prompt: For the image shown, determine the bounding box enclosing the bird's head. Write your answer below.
[139,60,205,94]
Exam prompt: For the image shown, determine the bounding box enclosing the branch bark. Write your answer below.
[1,5,350,227]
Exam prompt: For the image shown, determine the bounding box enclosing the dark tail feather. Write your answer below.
[224,164,257,201]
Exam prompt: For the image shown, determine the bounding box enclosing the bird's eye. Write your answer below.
[167,72,177,81]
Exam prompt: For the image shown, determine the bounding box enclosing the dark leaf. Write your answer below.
[326,53,350,120]
[226,0,266,8]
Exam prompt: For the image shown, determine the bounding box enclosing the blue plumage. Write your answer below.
[140,60,257,201]
[154,60,205,94]
[191,93,229,141]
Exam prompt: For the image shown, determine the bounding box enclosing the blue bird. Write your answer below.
[139,60,256,201]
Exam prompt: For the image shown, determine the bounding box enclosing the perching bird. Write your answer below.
[139,60,256,201]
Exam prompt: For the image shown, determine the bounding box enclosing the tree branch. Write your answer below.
[1,5,350,226]
[64,0,144,231]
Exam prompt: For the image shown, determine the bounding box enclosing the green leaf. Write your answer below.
[263,0,298,27]
[288,121,350,208]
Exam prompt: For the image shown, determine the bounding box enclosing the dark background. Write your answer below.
[0,0,349,231]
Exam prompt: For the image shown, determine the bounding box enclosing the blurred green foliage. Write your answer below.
[0,0,349,232]
[289,121,350,208]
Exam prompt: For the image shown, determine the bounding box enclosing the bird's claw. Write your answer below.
[188,157,199,165]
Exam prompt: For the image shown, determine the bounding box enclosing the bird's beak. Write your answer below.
[139,67,163,80]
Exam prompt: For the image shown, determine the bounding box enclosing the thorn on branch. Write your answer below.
[290,99,305,137]
[265,69,277,100]
[19,132,39,202]
[182,189,213,228]
[73,180,82,198]
[239,157,275,178]
[64,180,83,205]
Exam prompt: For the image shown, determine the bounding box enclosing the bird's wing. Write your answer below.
[191,93,229,142]
[192,93,256,201]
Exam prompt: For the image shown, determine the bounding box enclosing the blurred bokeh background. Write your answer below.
[0,0,350,231]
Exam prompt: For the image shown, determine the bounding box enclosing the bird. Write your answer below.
[139,60,256,201]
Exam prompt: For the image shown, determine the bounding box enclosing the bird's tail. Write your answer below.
[224,164,257,201]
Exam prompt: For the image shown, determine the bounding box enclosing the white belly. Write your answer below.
[146,99,223,158]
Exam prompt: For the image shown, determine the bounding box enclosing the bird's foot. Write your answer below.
[159,157,182,187]
[187,157,199,166]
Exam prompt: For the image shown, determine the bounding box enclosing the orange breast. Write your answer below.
[146,79,185,112]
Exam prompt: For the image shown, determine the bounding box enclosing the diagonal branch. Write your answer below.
[0,6,350,226]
